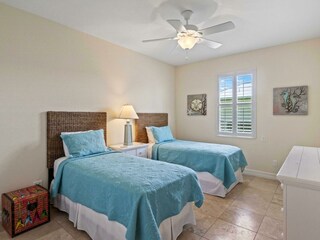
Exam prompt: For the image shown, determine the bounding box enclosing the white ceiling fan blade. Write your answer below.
[167,20,187,33]
[168,43,180,56]
[142,36,176,43]
[199,38,222,49]
[199,21,235,36]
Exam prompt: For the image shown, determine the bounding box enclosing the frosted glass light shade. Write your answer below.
[118,104,139,120]
[178,35,198,50]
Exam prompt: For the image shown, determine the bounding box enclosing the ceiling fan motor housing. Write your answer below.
[184,24,198,32]
[181,10,193,22]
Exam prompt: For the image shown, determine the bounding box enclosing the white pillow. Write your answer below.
[145,127,155,143]
[61,130,92,157]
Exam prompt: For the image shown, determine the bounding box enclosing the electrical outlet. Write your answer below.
[33,179,43,186]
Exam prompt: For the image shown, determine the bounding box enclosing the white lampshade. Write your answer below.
[118,104,139,120]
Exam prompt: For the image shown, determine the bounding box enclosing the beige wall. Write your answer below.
[0,4,175,198]
[176,38,320,174]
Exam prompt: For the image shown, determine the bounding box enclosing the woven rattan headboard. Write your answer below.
[135,113,168,143]
[47,111,107,170]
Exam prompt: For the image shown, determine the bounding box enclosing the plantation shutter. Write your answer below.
[218,71,256,137]
[237,74,253,134]
[219,76,233,133]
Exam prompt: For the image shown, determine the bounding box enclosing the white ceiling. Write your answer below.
[1,0,320,66]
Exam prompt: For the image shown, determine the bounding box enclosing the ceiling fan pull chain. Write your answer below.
[185,50,189,60]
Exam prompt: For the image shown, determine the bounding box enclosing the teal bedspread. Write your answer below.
[52,151,204,240]
[152,140,248,189]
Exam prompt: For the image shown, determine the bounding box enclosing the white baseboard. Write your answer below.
[244,168,277,180]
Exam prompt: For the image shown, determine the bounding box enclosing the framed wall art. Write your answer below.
[187,94,207,116]
[273,86,308,115]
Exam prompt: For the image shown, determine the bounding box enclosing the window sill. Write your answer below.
[217,134,256,139]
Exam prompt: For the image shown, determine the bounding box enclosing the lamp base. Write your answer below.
[123,120,133,146]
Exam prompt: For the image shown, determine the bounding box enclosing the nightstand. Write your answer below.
[109,142,149,158]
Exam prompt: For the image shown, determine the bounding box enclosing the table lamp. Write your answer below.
[118,104,139,146]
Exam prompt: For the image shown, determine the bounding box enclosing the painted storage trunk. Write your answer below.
[1,185,50,237]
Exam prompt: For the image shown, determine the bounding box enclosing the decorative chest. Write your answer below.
[1,185,50,237]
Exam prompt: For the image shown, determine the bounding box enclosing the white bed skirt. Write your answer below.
[197,169,243,197]
[53,194,195,240]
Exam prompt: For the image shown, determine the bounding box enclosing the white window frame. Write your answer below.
[217,70,256,138]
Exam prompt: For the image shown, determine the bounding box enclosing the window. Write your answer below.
[218,70,256,138]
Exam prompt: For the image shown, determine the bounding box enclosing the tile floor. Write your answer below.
[0,175,283,240]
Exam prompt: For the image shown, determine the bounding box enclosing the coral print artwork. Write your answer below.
[273,86,308,115]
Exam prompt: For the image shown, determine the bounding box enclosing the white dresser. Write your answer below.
[277,146,320,240]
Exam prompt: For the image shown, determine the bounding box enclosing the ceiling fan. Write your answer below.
[142,10,235,50]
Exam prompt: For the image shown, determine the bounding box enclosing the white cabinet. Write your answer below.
[109,142,148,158]
[277,146,320,240]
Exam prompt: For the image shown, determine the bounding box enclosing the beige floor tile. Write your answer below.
[231,197,270,215]
[51,206,67,218]
[219,206,264,232]
[0,222,6,235]
[271,193,283,206]
[177,230,202,240]
[51,208,70,225]
[238,187,274,202]
[248,183,278,194]
[56,216,90,240]
[254,177,280,185]
[195,196,231,218]
[0,222,9,239]
[37,228,74,240]
[204,219,256,240]
[266,203,283,221]
[225,183,248,200]
[11,220,61,240]
[248,178,279,193]
[50,207,91,239]
[258,216,283,240]
[204,194,234,207]
[0,231,10,240]
[242,175,256,183]
[188,211,217,236]
[254,233,276,240]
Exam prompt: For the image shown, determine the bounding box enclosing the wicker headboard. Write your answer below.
[47,111,107,170]
[135,113,168,143]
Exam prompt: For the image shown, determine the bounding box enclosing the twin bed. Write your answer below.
[47,112,203,240]
[135,113,247,197]
[48,111,247,240]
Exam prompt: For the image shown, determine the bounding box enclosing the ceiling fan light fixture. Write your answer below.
[142,9,235,53]
[177,30,200,50]
[178,35,198,50]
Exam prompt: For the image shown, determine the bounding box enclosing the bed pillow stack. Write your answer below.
[147,126,175,143]
[61,129,110,158]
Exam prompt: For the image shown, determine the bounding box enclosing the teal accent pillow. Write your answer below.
[151,126,175,143]
[61,129,109,157]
